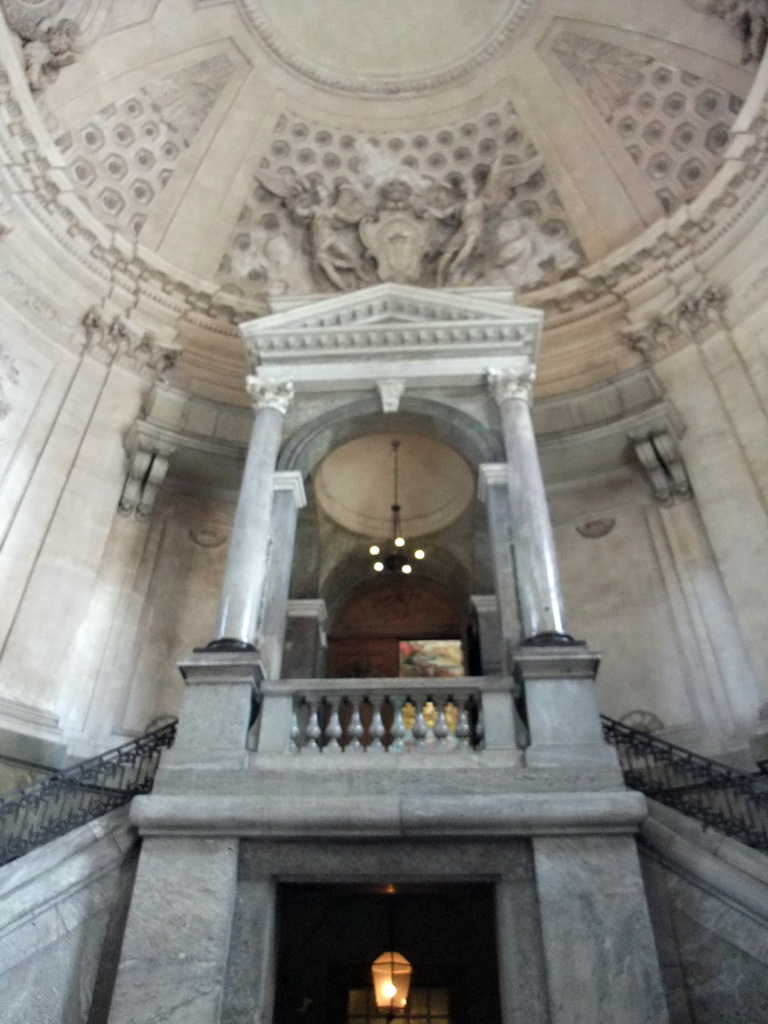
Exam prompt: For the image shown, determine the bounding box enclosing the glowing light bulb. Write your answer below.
[401,564,412,574]
[374,561,384,572]
[414,549,425,559]
[369,544,380,555]
[394,536,405,547]
[383,984,397,999]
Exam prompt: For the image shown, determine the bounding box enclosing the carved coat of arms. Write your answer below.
[359,182,431,284]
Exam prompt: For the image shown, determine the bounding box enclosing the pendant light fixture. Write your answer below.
[369,439,426,574]
[371,889,412,1018]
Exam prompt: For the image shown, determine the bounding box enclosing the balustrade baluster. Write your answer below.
[289,705,301,753]
[370,698,386,752]
[455,699,471,750]
[325,698,343,753]
[412,699,428,749]
[434,698,450,750]
[348,700,364,752]
[306,702,322,753]
[474,698,485,749]
[390,697,407,753]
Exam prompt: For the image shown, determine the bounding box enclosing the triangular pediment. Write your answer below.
[242,283,541,338]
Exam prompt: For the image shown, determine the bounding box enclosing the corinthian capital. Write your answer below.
[245,375,294,414]
[487,368,535,406]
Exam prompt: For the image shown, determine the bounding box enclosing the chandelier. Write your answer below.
[369,440,425,574]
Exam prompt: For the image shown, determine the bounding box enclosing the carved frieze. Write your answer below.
[623,286,728,361]
[81,306,182,377]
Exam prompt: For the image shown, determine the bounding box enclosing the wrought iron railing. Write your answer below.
[0,720,176,867]
[602,715,768,852]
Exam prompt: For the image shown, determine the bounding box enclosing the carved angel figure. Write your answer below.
[429,153,543,286]
[255,169,369,291]
[22,17,80,93]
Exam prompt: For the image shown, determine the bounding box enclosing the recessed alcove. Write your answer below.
[272,883,503,1024]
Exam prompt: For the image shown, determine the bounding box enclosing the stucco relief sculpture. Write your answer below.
[8,14,81,93]
[685,0,768,61]
[253,155,579,293]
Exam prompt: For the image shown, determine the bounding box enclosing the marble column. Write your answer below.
[488,370,569,643]
[258,472,307,681]
[211,375,294,651]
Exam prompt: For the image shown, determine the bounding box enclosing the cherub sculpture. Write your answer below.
[254,169,370,291]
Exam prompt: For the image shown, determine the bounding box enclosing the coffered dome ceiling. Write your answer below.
[28,0,754,310]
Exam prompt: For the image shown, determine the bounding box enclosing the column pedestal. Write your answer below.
[167,652,262,769]
[515,646,618,770]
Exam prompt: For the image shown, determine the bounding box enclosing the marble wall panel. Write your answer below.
[554,494,697,731]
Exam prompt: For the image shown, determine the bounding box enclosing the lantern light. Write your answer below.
[371,951,412,1018]
[370,544,380,555]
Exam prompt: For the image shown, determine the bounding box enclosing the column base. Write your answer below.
[521,631,581,647]
[199,637,258,653]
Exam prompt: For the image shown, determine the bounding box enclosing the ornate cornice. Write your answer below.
[238,0,537,96]
[621,286,728,363]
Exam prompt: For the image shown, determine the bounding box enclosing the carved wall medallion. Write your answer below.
[359,204,431,285]
[576,518,616,539]
[189,527,228,548]
[619,709,665,733]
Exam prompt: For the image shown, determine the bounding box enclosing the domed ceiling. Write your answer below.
[16,0,754,308]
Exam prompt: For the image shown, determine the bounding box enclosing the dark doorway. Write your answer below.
[327,577,468,678]
[273,883,502,1024]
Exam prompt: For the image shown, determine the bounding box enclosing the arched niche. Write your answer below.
[278,395,502,478]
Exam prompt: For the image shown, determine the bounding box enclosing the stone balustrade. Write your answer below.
[255,677,520,755]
